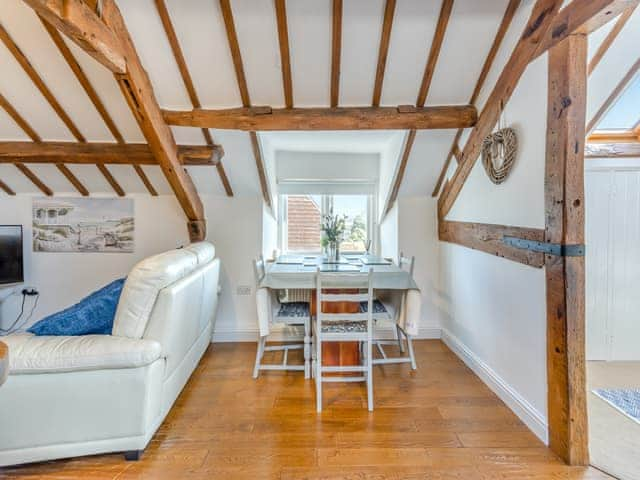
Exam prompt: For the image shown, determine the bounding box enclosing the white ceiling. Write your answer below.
[0,0,637,200]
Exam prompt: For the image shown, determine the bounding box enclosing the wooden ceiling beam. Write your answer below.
[330,0,343,108]
[101,0,206,240]
[0,23,85,142]
[382,129,416,218]
[372,0,396,107]
[14,162,52,196]
[249,132,272,210]
[0,142,220,165]
[438,0,564,219]
[22,0,126,74]
[162,105,477,131]
[55,163,89,196]
[588,5,637,75]
[132,165,158,196]
[0,178,15,196]
[156,0,233,197]
[96,163,124,196]
[0,93,41,142]
[416,0,454,108]
[219,0,251,107]
[533,0,639,59]
[586,56,640,134]
[274,0,293,108]
[431,0,520,198]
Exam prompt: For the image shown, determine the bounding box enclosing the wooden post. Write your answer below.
[545,34,588,466]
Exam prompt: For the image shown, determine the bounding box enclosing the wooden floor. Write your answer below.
[1,340,610,479]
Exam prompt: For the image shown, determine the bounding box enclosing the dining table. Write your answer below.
[258,254,420,372]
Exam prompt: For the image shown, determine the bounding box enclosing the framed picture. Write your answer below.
[32,198,134,253]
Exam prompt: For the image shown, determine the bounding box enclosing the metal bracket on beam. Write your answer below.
[503,236,585,257]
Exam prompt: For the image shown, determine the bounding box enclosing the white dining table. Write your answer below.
[259,255,419,291]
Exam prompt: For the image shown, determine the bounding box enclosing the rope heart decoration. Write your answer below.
[481,127,518,185]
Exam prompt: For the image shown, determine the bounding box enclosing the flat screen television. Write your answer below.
[0,225,24,285]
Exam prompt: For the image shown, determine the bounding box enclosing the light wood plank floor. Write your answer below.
[1,340,611,479]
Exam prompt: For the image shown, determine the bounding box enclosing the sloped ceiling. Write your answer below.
[0,0,636,200]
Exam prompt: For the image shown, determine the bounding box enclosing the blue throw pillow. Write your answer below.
[28,278,126,336]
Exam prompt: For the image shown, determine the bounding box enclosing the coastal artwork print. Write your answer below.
[32,198,134,253]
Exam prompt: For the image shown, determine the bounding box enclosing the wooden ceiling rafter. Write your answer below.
[588,4,637,75]
[14,162,52,196]
[0,91,90,196]
[431,0,521,198]
[100,0,206,241]
[163,105,476,131]
[274,0,293,109]
[330,0,343,108]
[382,0,454,218]
[155,0,232,197]
[38,16,133,197]
[0,178,15,196]
[0,22,85,142]
[372,0,397,107]
[0,142,219,165]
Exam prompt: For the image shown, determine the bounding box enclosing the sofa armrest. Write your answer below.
[3,333,161,374]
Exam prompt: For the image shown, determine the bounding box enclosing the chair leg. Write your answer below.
[253,336,265,379]
[304,318,311,379]
[366,338,374,411]
[406,333,417,370]
[396,324,405,353]
[124,450,142,461]
[316,336,322,413]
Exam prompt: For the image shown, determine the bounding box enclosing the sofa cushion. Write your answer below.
[4,333,162,374]
[113,248,200,339]
[27,278,125,336]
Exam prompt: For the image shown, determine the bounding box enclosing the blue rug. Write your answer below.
[593,389,640,424]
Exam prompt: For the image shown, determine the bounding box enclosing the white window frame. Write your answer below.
[278,194,376,255]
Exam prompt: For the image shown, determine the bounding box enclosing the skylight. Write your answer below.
[596,74,640,131]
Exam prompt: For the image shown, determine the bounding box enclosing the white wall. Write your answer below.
[379,202,398,261]
[439,54,549,443]
[0,194,264,342]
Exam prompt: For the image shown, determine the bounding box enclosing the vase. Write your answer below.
[328,241,340,263]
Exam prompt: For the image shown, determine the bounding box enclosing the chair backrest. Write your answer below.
[399,251,415,277]
[253,255,266,285]
[315,269,374,338]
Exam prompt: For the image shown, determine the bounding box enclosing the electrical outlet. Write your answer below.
[236,285,251,296]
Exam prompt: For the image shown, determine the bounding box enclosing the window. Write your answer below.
[280,194,373,254]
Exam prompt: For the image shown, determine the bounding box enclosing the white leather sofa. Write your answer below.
[0,242,220,467]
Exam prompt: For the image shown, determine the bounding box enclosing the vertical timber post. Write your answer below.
[545,34,588,466]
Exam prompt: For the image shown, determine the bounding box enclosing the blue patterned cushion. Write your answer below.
[277,302,310,318]
[28,278,126,336]
[359,300,388,314]
[320,320,367,333]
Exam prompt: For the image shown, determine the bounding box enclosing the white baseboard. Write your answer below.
[441,328,549,444]
[212,324,441,343]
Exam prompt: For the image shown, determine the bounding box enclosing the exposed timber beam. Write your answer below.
[585,142,640,157]
[432,0,521,197]
[155,0,233,196]
[162,105,477,131]
[534,0,638,59]
[588,5,637,75]
[101,0,206,240]
[438,220,545,268]
[545,34,589,466]
[96,163,124,196]
[274,0,293,108]
[22,0,126,73]
[438,0,564,219]
[0,142,220,165]
[372,0,396,107]
[56,163,89,196]
[0,178,15,196]
[14,162,52,196]
[586,57,640,134]
[0,23,85,142]
[330,0,343,108]
[249,132,272,210]
[416,0,454,108]
[382,130,416,219]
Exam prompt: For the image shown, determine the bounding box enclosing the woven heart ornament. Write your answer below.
[481,127,517,185]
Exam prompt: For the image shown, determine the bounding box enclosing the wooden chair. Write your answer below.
[369,252,417,370]
[313,269,375,412]
[252,256,311,378]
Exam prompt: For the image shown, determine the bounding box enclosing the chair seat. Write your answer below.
[276,302,310,319]
[360,299,389,314]
[318,320,367,333]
